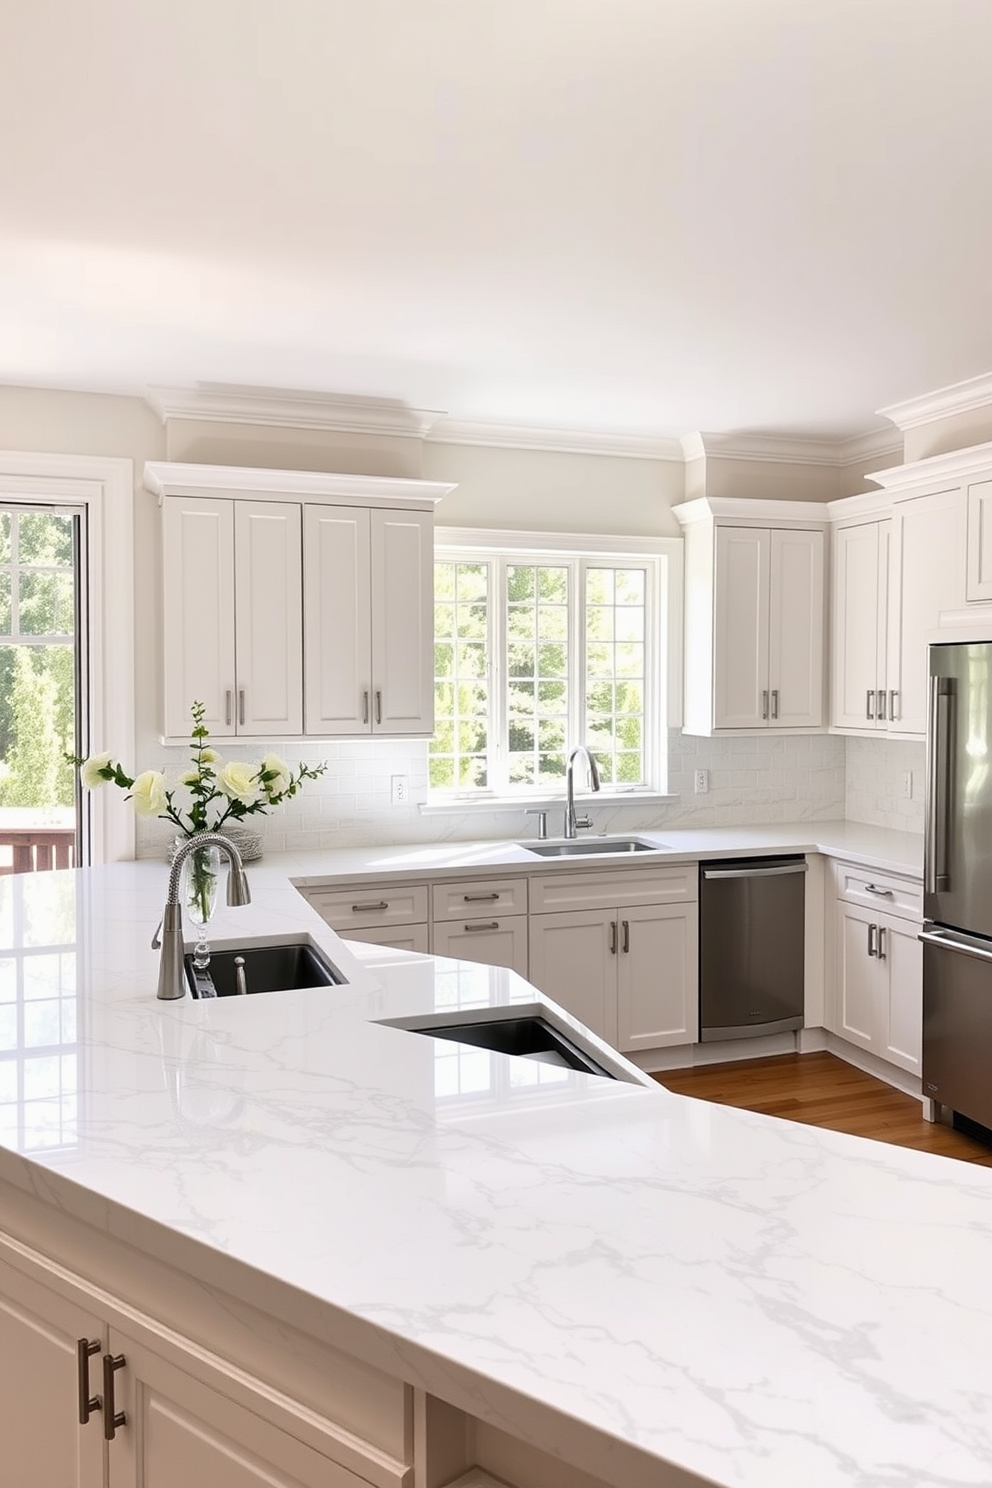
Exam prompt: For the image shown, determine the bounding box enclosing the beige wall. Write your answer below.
[424,441,685,536]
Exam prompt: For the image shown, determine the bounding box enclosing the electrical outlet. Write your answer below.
[391,775,408,804]
[903,771,913,800]
[694,769,709,794]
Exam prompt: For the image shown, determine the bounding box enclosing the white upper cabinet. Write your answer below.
[147,463,454,742]
[675,499,826,735]
[161,496,302,739]
[887,486,965,734]
[830,515,891,731]
[303,505,434,736]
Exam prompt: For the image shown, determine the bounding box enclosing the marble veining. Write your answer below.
[0,846,986,1488]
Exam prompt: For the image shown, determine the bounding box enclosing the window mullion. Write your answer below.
[571,556,584,755]
[491,556,507,793]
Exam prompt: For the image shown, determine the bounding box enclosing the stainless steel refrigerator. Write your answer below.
[922,641,992,1132]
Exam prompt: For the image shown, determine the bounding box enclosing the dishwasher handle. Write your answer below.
[701,862,808,880]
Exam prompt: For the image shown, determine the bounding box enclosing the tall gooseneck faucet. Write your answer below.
[564,745,601,838]
[154,833,252,1000]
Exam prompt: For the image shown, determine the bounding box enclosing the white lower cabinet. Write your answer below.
[431,917,528,975]
[527,868,699,1051]
[828,863,923,1076]
[0,1244,387,1488]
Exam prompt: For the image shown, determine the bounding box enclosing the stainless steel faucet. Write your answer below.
[563,745,601,838]
[154,833,252,1000]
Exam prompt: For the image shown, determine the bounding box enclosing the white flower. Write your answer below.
[131,770,167,816]
[218,760,259,806]
[260,752,292,799]
[199,747,219,764]
[80,751,114,789]
[179,768,201,788]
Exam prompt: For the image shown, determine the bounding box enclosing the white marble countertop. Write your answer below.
[279,818,924,887]
[2,840,989,1488]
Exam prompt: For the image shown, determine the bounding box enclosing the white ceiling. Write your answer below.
[3,0,992,442]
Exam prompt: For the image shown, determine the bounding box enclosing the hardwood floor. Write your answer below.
[653,1051,992,1168]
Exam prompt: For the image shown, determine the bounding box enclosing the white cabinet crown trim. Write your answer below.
[866,440,992,495]
[144,460,455,507]
[673,496,829,528]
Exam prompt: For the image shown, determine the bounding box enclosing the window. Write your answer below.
[430,530,680,799]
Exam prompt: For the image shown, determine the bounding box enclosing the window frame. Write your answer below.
[430,526,683,805]
[0,453,134,864]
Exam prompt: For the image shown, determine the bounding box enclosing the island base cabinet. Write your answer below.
[0,1251,104,1488]
[0,1234,412,1488]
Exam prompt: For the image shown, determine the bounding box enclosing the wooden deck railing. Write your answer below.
[0,826,76,875]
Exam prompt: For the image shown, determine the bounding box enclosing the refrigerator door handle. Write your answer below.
[919,924,992,965]
[925,674,953,894]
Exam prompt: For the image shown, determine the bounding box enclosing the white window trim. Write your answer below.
[0,452,134,864]
[430,527,683,808]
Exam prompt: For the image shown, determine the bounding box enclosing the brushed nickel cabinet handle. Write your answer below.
[225,689,233,727]
[464,921,499,932]
[770,689,779,720]
[761,689,769,720]
[866,689,875,720]
[351,900,389,912]
[877,689,887,721]
[877,925,886,961]
[867,922,878,958]
[463,892,500,902]
[362,690,369,724]
[375,690,382,725]
[76,1338,101,1426]
[609,920,617,954]
[889,689,898,721]
[238,689,246,726]
[102,1353,126,1440]
[622,919,630,953]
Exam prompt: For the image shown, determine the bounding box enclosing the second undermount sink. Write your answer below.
[521,836,667,857]
[185,941,343,999]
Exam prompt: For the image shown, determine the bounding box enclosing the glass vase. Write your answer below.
[182,841,222,970]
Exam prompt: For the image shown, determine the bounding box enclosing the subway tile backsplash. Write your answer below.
[135,730,922,858]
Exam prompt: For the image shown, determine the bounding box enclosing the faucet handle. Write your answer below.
[524,808,549,840]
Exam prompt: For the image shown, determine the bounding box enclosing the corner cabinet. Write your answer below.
[145,463,455,743]
[673,498,826,736]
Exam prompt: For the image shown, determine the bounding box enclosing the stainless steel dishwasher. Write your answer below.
[699,857,806,1041]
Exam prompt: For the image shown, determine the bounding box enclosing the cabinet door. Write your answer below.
[879,913,922,1075]
[370,508,434,735]
[0,1250,104,1488]
[616,902,698,1051]
[528,909,617,1046]
[432,916,528,977]
[303,505,373,736]
[233,502,303,736]
[108,1327,376,1488]
[830,521,882,730]
[966,477,992,601]
[768,527,824,728]
[713,526,770,728]
[888,487,965,735]
[837,902,881,1054]
[162,496,237,738]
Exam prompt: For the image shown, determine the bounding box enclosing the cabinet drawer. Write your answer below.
[529,865,697,914]
[307,883,429,930]
[833,861,923,920]
[432,878,528,921]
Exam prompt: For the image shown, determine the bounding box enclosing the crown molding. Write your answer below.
[680,427,901,468]
[877,371,992,432]
[145,384,446,439]
[672,496,829,527]
[426,417,684,461]
[866,439,992,492]
[143,460,455,505]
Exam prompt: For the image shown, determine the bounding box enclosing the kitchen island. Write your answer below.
[0,854,989,1488]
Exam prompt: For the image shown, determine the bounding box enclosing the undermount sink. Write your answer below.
[185,941,342,999]
[521,837,665,857]
[384,1011,622,1078]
